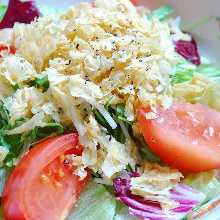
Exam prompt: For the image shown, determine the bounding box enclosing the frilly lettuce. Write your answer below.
[172,61,220,112]
[184,170,220,201]
[173,74,220,112]
[114,204,137,220]
[197,64,220,84]
[0,4,6,20]
[0,101,64,170]
[171,61,220,85]
[171,60,196,84]
[67,182,116,220]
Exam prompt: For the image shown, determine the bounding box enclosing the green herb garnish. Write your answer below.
[93,104,133,144]
[30,75,49,92]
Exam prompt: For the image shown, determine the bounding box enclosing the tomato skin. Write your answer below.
[138,102,220,172]
[130,0,138,5]
[3,133,90,220]
[0,44,16,57]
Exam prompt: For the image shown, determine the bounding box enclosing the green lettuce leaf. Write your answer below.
[184,170,220,201]
[171,61,220,85]
[196,64,220,84]
[67,182,116,220]
[3,122,64,170]
[0,102,64,170]
[30,75,49,92]
[150,5,174,21]
[114,202,137,220]
[0,4,7,20]
[171,61,196,84]
[132,135,160,163]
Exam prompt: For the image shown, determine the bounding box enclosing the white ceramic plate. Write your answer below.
[2,0,220,219]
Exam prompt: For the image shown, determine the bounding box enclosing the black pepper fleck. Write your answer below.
[96,143,101,150]
[66,60,71,65]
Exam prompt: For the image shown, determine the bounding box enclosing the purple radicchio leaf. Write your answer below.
[113,172,205,220]
[0,0,40,29]
[174,37,201,66]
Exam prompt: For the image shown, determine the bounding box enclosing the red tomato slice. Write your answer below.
[3,133,90,220]
[138,102,220,172]
[0,44,16,57]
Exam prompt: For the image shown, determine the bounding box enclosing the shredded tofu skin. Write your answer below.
[130,162,183,211]
[0,0,183,201]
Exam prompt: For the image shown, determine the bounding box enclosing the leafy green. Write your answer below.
[33,123,64,138]
[149,5,174,21]
[2,122,64,170]
[0,101,10,128]
[139,144,161,163]
[114,104,132,126]
[197,64,220,83]
[0,4,7,20]
[138,142,160,163]
[114,204,137,220]
[0,169,6,196]
[132,135,160,163]
[67,182,116,220]
[93,104,133,144]
[171,61,220,85]
[93,102,160,160]
[184,170,220,201]
[171,61,196,84]
[0,102,64,170]
[30,75,49,92]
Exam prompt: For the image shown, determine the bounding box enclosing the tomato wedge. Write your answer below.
[3,133,90,220]
[138,102,220,172]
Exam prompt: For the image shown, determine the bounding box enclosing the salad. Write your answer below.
[0,0,220,219]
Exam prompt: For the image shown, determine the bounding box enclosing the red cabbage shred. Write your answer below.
[0,0,40,29]
[113,172,205,220]
[174,37,201,65]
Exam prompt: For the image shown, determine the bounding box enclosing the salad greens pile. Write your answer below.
[171,60,220,84]
[0,101,64,172]
[0,1,220,220]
